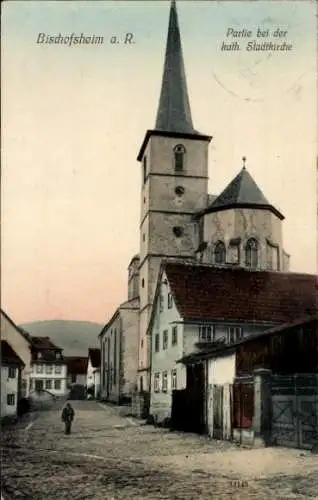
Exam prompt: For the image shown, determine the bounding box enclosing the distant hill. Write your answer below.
[19,320,102,357]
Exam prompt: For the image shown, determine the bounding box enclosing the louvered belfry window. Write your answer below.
[174,144,186,172]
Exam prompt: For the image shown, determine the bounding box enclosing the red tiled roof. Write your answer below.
[65,356,87,375]
[1,340,25,366]
[165,262,317,323]
[88,348,101,368]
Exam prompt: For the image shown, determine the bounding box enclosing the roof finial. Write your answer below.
[242,156,247,170]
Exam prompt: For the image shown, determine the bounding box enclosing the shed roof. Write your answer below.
[178,313,318,365]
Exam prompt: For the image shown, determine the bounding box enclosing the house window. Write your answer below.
[142,278,145,288]
[29,379,33,391]
[159,294,164,312]
[71,374,77,384]
[155,333,160,352]
[174,144,186,172]
[45,379,52,390]
[199,325,214,342]
[55,365,62,374]
[8,367,16,378]
[141,338,144,348]
[168,293,173,309]
[143,156,147,184]
[162,372,168,392]
[245,238,258,268]
[171,369,177,390]
[163,330,168,350]
[140,376,144,392]
[54,380,61,390]
[45,365,53,374]
[7,394,15,406]
[214,241,226,264]
[142,233,145,242]
[154,373,160,393]
[36,364,43,374]
[227,327,243,343]
[172,326,178,346]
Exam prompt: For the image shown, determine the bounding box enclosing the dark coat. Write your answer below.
[62,405,75,422]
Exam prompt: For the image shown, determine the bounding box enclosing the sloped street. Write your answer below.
[1,401,317,499]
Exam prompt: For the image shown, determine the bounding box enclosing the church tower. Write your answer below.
[136,0,212,391]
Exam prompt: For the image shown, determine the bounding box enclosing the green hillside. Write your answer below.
[20,320,102,356]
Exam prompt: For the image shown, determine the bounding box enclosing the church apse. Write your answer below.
[196,161,290,271]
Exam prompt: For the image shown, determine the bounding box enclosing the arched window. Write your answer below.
[173,144,186,172]
[245,238,258,268]
[214,241,226,264]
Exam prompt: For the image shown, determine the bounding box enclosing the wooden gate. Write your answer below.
[271,374,318,450]
[213,385,223,439]
[186,363,205,434]
[233,378,254,429]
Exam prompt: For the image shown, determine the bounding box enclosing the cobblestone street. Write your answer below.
[1,401,318,499]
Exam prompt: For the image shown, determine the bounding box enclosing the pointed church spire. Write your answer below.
[155,0,196,134]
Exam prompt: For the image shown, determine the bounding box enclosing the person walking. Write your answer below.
[61,402,75,435]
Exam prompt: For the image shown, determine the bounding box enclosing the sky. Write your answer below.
[2,0,317,325]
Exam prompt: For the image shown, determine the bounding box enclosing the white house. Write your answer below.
[86,348,101,399]
[1,340,25,419]
[1,310,32,398]
[29,337,67,397]
[149,259,317,425]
